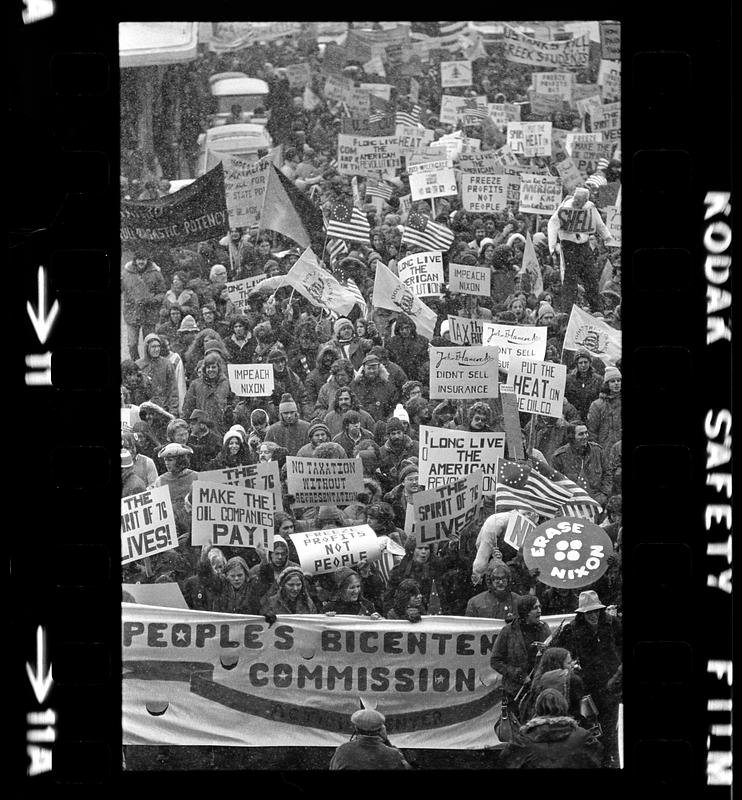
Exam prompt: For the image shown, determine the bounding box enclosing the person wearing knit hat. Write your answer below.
[536,302,556,326]
[263,393,311,456]
[330,317,368,371]
[323,566,381,618]
[204,427,251,471]
[177,314,199,333]
[261,565,316,615]
[439,319,451,340]
[586,366,622,451]
[297,421,331,457]
[330,707,411,770]
[349,350,398,423]
[379,415,417,486]
[565,350,604,422]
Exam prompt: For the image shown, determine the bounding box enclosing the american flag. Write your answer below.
[366,178,394,201]
[368,111,385,124]
[461,97,489,121]
[401,212,454,252]
[326,201,371,244]
[495,459,601,520]
[343,276,368,315]
[395,104,422,127]
[327,237,349,266]
[585,172,608,191]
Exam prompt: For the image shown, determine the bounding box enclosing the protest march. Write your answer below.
[120,19,623,771]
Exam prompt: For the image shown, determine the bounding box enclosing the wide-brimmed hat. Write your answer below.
[575,590,606,613]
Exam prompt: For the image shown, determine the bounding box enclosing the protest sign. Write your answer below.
[121,407,131,429]
[503,510,537,551]
[506,121,552,157]
[395,124,434,158]
[225,274,268,309]
[494,144,521,167]
[518,173,562,215]
[408,166,458,201]
[439,94,487,126]
[372,263,437,339]
[506,357,567,418]
[600,22,621,61]
[523,516,613,588]
[481,324,547,372]
[459,137,481,153]
[122,582,188,609]
[344,85,372,117]
[123,603,576,748]
[487,102,521,130]
[448,263,491,297]
[227,363,274,397]
[555,158,584,193]
[198,461,283,513]
[286,456,365,508]
[397,251,444,297]
[447,315,483,345]
[397,193,412,222]
[337,134,401,177]
[570,138,612,179]
[591,102,621,144]
[288,525,381,575]
[121,164,229,247]
[121,486,177,565]
[341,115,395,136]
[429,346,499,399]
[440,60,472,87]
[360,83,393,102]
[419,426,505,495]
[575,94,603,120]
[532,72,574,101]
[565,131,603,154]
[457,151,502,173]
[605,205,622,245]
[286,62,312,88]
[413,471,484,543]
[460,172,511,213]
[409,77,420,105]
[343,29,374,63]
[563,21,601,43]
[597,182,621,209]
[323,74,352,101]
[362,54,386,77]
[222,156,270,230]
[528,91,566,117]
[598,60,621,103]
[191,480,274,549]
[503,25,590,69]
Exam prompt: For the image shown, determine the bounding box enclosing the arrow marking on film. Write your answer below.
[27,267,60,345]
[27,626,53,705]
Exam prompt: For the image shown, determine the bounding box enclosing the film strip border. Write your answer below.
[12,4,733,795]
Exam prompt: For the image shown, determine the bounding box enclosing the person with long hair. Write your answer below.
[518,646,586,724]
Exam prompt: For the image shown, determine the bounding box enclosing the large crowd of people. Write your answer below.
[121,20,622,769]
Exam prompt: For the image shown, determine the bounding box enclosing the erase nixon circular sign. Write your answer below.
[523,516,613,589]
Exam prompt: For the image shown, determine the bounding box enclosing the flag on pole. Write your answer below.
[518,232,544,296]
[326,201,371,244]
[342,277,368,316]
[371,262,437,339]
[327,237,349,266]
[395,104,422,127]
[598,258,614,292]
[260,165,325,252]
[563,304,622,365]
[365,178,394,201]
[282,247,358,316]
[495,459,602,520]
[401,212,455,252]
[461,97,489,120]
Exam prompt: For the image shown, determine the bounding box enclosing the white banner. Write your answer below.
[461,172,512,213]
[223,156,270,230]
[288,524,381,575]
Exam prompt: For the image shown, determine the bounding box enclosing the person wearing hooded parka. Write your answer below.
[181,351,234,436]
[136,333,179,416]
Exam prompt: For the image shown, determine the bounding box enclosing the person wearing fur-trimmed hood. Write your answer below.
[349,352,399,422]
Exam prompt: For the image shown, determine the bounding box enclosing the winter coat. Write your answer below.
[329,336,370,371]
[547,195,612,248]
[323,408,376,437]
[132,453,158,488]
[564,368,603,422]
[322,596,377,616]
[153,469,197,537]
[122,467,146,497]
[587,391,622,452]
[260,586,317,615]
[122,259,167,327]
[204,441,253,471]
[551,442,612,506]
[263,418,311,456]
[490,618,552,699]
[386,332,429,383]
[268,367,310,421]
[533,399,580,463]
[225,334,256,364]
[333,428,374,458]
[465,590,522,620]
[553,613,622,713]
[187,430,222,472]
[163,287,199,316]
[136,334,179,416]
[499,715,602,769]
[350,368,399,422]
[304,344,342,407]
[383,554,444,613]
[378,435,419,480]
[606,439,622,495]
[197,557,256,615]
[330,736,412,770]
[182,372,233,436]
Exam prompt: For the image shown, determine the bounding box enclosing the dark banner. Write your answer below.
[120,163,229,246]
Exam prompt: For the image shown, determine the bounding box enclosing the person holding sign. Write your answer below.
[547,187,616,313]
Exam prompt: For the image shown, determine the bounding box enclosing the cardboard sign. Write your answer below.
[413,471,484,544]
[448,263,491,297]
[409,77,420,105]
[225,274,268,310]
[286,456,365,508]
[337,134,401,177]
[122,582,188,609]
[605,205,622,245]
[121,486,177,565]
[600,22,621,61]
[121,407,131,429]
[503,24,589,69]
[324,74,353,101]
[506,357,567,418]
[481,324,547,372]
[288,524,381,575]
[341,114,396,136]
[532,72,574,101]
[461,171,511,213]
[439,94,487,126]
[191,480,274,549]
[598,60,621,103]
[397,251,444,297]
[506,121,552,157]
[360,83,393,102]
[395,124,434,158]
[198,461,283,513]
[555,157,584,193]
[419,426,505,495]
[494,144,521,168]
[503,510,537,551]
[286,62,312,89]
[429,346,499,400]
[227,363,274,397]
[528,91,566,117]
[440,60,472,87]
[409,166,458,201]
[591,102,621,143]
[518,173,563,215]
[575,94,603,120]
[487,102,521,130]
[566,131,604,155]
[523,516,613,588]
[457,151,502,173]
[222,156,270,230]
[570,138,612,179]
[447,315,483,345]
